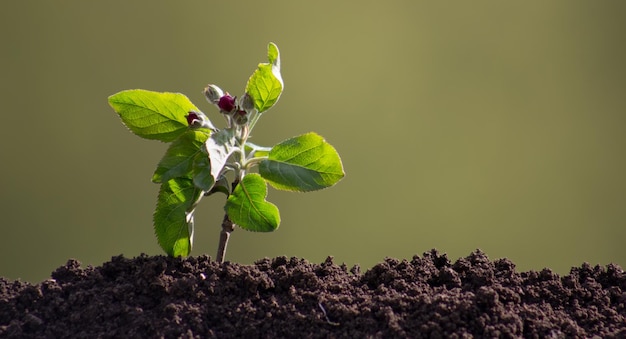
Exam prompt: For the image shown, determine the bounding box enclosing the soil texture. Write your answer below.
[1,249,625,338]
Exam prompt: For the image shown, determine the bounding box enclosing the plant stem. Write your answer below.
[247,111,263,134]
[216,213,235,263]
[216,178,240,263]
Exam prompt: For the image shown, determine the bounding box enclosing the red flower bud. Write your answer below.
[218,94,236,113]
[186,112,201,126]
[186,111,216,130]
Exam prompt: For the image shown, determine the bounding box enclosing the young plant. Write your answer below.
[108,43,344,262]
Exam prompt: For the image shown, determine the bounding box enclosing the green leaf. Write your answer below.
[154,178,202,257]
[108,89,199,142]
[205,129,237,184]
[245,42,283,113]
[259,132,345,192]
[225,173,280,232]
[267,42,280,65]
[152,129,211,183]
[191,152,214,192]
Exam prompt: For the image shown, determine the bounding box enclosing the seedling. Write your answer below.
[108,43,344,262]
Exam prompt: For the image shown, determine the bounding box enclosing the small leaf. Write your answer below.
[152,129,211,183]
[267,42,280,66]
[245,42,283,113]
[206,129,237,184]
[108,89,199,142]
[259,132,345,192]
[154,178,202,257]
[225,174,280,232]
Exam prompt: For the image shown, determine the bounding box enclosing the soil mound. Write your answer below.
[1,250,624,338]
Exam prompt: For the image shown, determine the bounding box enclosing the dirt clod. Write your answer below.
[1,249,624,338]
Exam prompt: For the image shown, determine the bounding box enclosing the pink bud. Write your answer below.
[187,112,202,126]
[218,94,236,113]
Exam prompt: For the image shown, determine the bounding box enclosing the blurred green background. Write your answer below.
[1,2,624,283]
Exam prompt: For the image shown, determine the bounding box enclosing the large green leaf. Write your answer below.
[108,89,198,142]
[154,178,202,257]
[245,42,283,113]
[259,132,345,192]
[225,174,280,232]
[152,129,211,183]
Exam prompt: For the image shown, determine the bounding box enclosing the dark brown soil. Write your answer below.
[1,250,625,338]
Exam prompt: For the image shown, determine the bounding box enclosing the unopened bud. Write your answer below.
[239,92,255,113]
[186,111,201,126]
[233,110,248,125]
[218,94,237,113]
[203,84,224,104]
[186,111,216,130]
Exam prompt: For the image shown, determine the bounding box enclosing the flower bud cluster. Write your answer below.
[203,84,254,127]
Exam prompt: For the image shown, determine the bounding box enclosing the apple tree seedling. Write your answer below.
[108,43,345,262]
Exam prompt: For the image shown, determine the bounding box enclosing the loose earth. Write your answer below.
[1,250,625,338]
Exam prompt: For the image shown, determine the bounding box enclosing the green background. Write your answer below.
[1,2,624,283]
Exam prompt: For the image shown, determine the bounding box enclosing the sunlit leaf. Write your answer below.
[108,89,198,142]
[259,132,344,192]
[245,42,283,113]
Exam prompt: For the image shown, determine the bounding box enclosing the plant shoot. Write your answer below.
[108,43,344,262]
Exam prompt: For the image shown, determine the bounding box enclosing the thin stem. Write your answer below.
[247,111,263,134]
[216,213,235,263]
[242,155,268,170]
[215,107,258,263]
[215,178,240,263]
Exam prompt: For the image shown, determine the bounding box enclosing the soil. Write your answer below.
[1,250,624,338]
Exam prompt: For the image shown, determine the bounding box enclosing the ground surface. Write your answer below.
[1,250,625,338]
